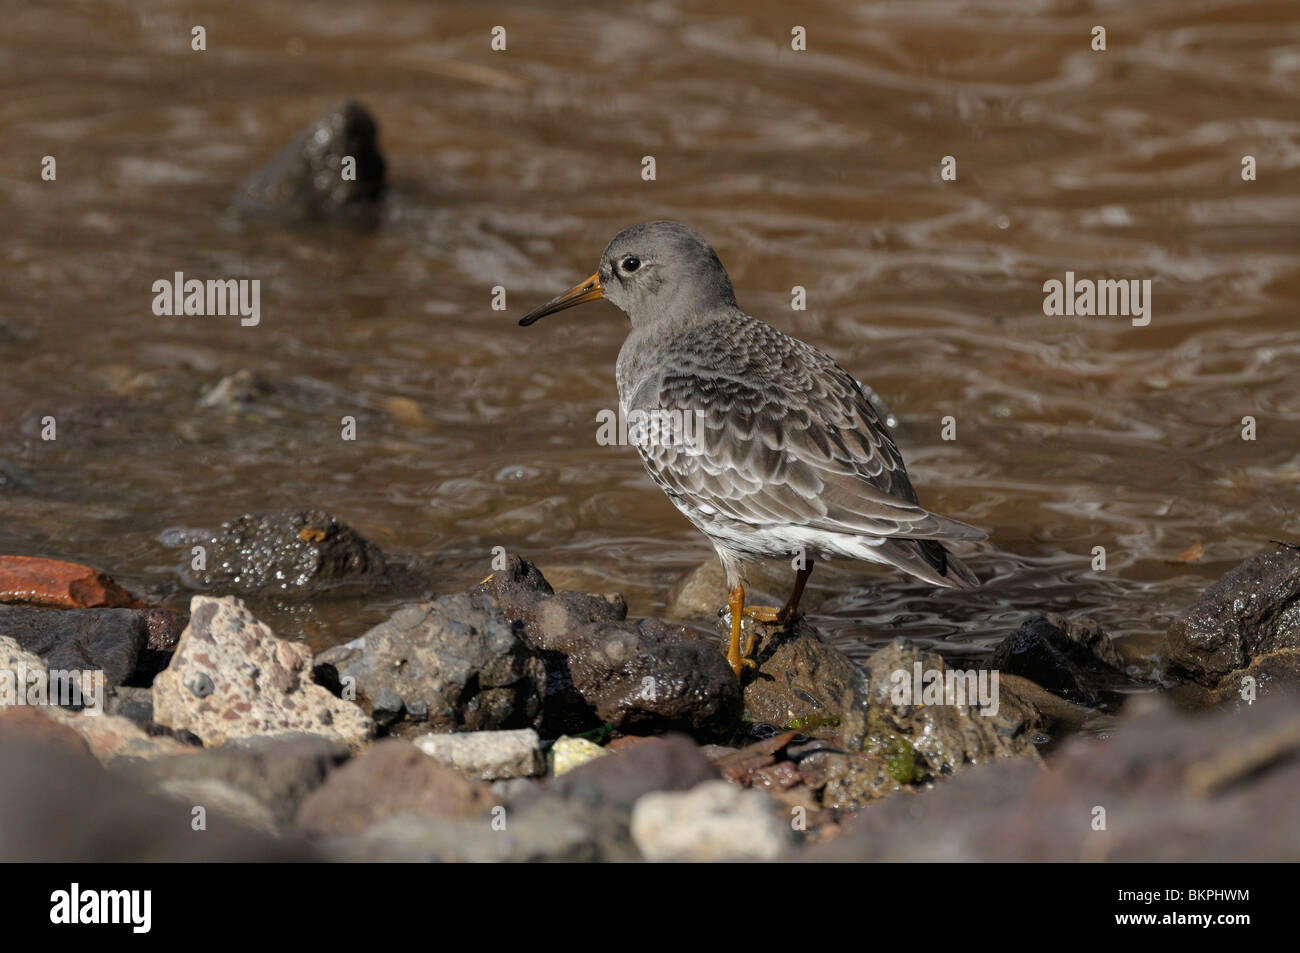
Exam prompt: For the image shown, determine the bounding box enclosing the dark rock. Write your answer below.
[477,554,741,737]
[1166,546,1300,691]
[118,732,349,825]
[316,591,545,732]
[138,607,187,650]
[990,614,1136,710]
[0,606,147,687]
[806,693,1300,862]
[192,510,390,596]
[235,101,386,223]
[294,739,492,837]
[104,685,154,722]
[535,733,718,813]
[371,687,405,728]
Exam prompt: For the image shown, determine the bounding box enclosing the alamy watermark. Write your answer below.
[890,661,999,716]
[0,664,104,714]
[152,272,260,326]
[596,407,706,451]
[1043,272,1151,326]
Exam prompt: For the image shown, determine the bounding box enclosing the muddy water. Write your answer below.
[3,0,1298,664]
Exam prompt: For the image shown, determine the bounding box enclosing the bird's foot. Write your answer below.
[726,645,757,679]
[742,604,783,623]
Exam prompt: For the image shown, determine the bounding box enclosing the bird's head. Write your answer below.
[519,221,736,329]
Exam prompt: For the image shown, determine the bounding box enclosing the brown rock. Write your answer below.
[295,740,492,836]
[0,556,140,609]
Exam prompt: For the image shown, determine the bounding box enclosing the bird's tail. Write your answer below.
[846,535,981,589]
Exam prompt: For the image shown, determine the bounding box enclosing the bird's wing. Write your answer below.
[629,318,985,542]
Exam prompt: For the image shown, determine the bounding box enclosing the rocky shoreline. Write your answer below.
[2,513,1298,862]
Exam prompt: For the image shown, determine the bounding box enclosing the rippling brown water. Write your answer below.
[3,0,1298,663]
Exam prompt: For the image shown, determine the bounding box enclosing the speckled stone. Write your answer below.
[152,595,372,749]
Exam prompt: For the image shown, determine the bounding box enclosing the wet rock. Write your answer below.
[192,510,390,596]
[152,595,373,748]
[120,733,349,825]
[742,618,857,733]
[550,735,607,775]
[807,693,1300,862]
[198,369,275,412]
[478,555,741,737]
[819,639,1042,809]
[0,458,34,492]
[315,591,545,732]
[295,740,492,837]
[0,606,148,687]
[235,101,386,223]
[0,555,139,609]
[1165,546,1300,693]
[0,732,314,861]
[138,607,187,651]
[997,672,1105,734]
[990,614,1135,709]
[414,728,544,781]
[631,780,795,862]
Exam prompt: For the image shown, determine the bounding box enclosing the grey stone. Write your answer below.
[414,728,544,780]
[317,591,546,732]
[631,780,795,862]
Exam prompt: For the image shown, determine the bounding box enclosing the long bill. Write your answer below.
[518,272,603,326]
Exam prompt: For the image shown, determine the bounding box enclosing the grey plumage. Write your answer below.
[520,221,984,665]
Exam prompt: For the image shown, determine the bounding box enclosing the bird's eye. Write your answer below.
[621,257,641,274]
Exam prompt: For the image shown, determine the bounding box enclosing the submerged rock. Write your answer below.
[315,592,546,732]
[990,613,1136,710]
[152,595,373,749]
[192,510,390,596]
[1165,545,1300,700]
[235,101,386,223]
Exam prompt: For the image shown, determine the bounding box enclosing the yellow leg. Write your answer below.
[726,585,757,678]
[739,562,815,628]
